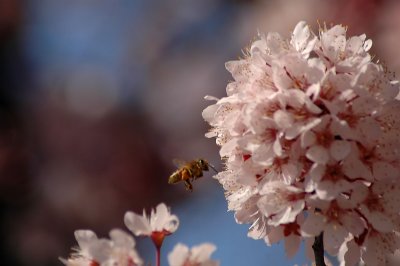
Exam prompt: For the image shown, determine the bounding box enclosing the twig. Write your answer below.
[312,232,326,266]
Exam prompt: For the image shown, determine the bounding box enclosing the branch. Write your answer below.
[312,232,326,266]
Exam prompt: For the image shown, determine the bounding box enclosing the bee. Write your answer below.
[168,159,217,191]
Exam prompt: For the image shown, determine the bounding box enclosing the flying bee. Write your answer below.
[168,159,217,191]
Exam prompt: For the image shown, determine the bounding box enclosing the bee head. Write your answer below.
[198,159,209,171]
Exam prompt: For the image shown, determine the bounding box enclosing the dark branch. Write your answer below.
[312,232,326,266]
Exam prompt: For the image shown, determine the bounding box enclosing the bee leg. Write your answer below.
[181,168,192,181]
[184,180,193,191]
[181,169,193,191]
[194,172,203,180]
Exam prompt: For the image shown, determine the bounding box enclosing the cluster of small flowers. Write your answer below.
[62,203,219,266]
[203,21,400,265]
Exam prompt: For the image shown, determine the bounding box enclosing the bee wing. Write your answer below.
[172,158,188,168]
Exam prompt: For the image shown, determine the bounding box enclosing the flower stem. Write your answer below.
[156,246,161,266]
[312,232,326,266]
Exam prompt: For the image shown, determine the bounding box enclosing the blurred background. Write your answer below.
[0,0,399,265]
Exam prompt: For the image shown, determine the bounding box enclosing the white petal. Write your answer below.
[357,117,382,145]
[168,243,189,266]
[309,163,326,182]
[279,201,304,224]
[363,209,394,233]
[324,224,348,255]
[282,163,299,184]
[265,226,283,245]
[342,155,373,181]
[124,211,152,236]
[349,182,368,204]
[202,104,218,123]
[257,195,284,219]
[331,116,356,140]
[204,95,219,101]
[89,239,112,263]
[306,145,329,164]
[363,39,372,51]
[341,212,365,237]
[338,238,361,266]
[272,63,293,91]
[109,229,135,248]
[252,143,275,166]
[301,130,316,148]
[251,38,267,54]
[315,181,336,200]
[301,212,324,237]
[285,118,321,140]
[248,219,267,240]
[219,138,238,157]
[352,96,379,115]
[304,173,316,193]
[306,83,321,101]
[345,36,363,55]
[329,140,351,161]
[285,234,301,258]
[161,211,180,233]
[273,138,283,157]
[266,32,285,55]
[373,161,398,180]
[74,230,97,251]
[190,243,217,261]
[273,110,294,129]
[291,21,310,50]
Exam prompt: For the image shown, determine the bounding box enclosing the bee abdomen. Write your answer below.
[168,171,182,184]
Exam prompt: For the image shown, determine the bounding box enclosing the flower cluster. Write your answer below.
[61,229,143,266]
[62,203,218,266]
[203,21,400,265]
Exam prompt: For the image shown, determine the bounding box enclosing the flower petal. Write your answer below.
[329,140,351,161]
[285,234,301,258]
[306,145,329,164]
[190,243,217,261]
[324,224,348,255]
[74,230,98,252]
[273,110,294,129]
[168,243,189,266]
[124,211,152,236]
[88,239,112,263]
[301,130,316,148]
[372,161,398,180]
[109,229,135,248]
[301,212,324,237]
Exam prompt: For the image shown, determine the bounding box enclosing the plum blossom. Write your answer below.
[61,229,143,266]
[203,20,400,262]
[124,203,179,236]
[124,203,179,248]
[168,243,219,266]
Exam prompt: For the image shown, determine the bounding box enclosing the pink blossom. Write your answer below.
[203,20,400,263]
[124,203,179,250]
[124,203,179,237]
